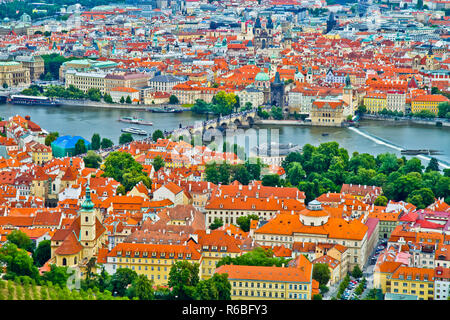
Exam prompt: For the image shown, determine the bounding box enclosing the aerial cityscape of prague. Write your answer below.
[0,0,449,309]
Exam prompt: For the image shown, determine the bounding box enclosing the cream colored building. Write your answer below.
[15,55,44,81]
[310,100,345,127]
[0,61,30,87]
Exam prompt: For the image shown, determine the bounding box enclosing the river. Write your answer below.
[1,103,449,168]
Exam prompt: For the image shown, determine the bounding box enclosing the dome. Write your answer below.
[255,71,270,82]
[80,186,95,211]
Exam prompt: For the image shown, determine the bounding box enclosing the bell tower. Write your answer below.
[79,185,96,243]
[343,74,354,116]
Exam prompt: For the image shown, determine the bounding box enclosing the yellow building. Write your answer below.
[411,94,449,115]
[215,255,318,300]
[389,266,435,300]
[105,242,203,286]
[364,92,387,114]
[28,142,52,165]
[0,61,30,87]
[373,261,403,293]
[194,230,242,280]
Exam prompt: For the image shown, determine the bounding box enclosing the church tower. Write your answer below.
[79,186,96,244]
[342,74,354,116]
[270,71,285,108]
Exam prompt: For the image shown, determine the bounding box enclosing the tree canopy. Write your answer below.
[216,247,290,268]
[102,151,151,192]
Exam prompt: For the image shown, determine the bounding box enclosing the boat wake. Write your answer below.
[348,127,450,169]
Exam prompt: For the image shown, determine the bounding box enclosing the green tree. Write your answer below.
[357,105,367,114]
[406,188,435,209]
[119,133,134,145]
[236,214,259,232]
[192,99,210,114]
[232,165,251,185]
[100,138,114,149]
[270,107,283,120]
[218,163,231,184]
[45,132,59,146]
[108,268,138,297]
[42,265,73,287]
[374,195,388,206]
[194,279,219,300]
[87,88,102,102]
[216,247,290,268]
[127,274,154,300]
[102,152,151,192]
[426,158,440,172]
[205,163,219,184]
[0,243,40,280]
[245,159,262,181]
[287,162,306,186]
[169,95,179,104]
[7,230,34,252]
[210,91,237,115]
[32,240,51,267]
[312,263,331,286]
[262,174,281,187]
[103,93,113,104]
[152,155,165,172]
[91,133,101,150]
[209,218,223,230]
[125,96,132,104]
[168,261,200,300]
[209,273,231,300]
[83,150,102,169]
[152,130,164,141]
[74,139,87,156]
[352,265,363,279]
[241,102,253,111]
[437,102,450,119]
[312,294,323,300]
[401,158,424,174]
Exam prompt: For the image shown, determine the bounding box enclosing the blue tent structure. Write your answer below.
[51,135,91,157]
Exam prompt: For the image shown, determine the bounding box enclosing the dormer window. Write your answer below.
[151,252,157,257]
[117,251,122,257]
[134,251,140,257]
[160,252,166,258]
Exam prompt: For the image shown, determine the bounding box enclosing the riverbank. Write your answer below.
[4,98,191,112]
[361,114,450,127]
[59,99,147,110]
[254,119,310,126]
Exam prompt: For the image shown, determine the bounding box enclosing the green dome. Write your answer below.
[81,186,94,211]
[255,71,270,82]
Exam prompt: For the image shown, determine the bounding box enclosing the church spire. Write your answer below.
[81,184,94,211]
